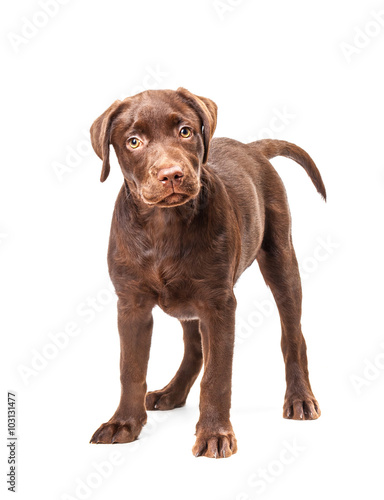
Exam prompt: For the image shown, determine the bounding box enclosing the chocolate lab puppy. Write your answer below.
[89,88,325,458]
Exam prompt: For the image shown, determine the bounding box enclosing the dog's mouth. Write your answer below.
[144,192,191,207]
[159,192,191,206]
[141,183,200,208]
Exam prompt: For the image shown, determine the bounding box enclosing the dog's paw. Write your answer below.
[192,430,238,458]
[283,396,321,420]
[145,388,186,411]
[90,417,145,444]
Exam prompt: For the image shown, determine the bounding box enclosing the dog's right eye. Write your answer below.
[127,137,142,149]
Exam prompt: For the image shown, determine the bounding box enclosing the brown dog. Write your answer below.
[89,88,325,458]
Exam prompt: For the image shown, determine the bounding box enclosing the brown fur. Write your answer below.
[89,88,325,458]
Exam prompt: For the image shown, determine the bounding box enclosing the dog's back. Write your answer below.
[206,137,325,275]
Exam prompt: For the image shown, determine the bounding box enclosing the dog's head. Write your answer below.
[90,88,217,208]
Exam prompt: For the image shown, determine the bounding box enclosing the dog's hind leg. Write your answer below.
[145,319,203,410]
[256,206,321,420]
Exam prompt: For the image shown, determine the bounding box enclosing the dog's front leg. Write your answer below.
[193,293,238,458]
[90,295,154,444]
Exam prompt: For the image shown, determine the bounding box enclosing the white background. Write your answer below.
[2,0,384,499]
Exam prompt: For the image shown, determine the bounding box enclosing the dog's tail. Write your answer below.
[248,139,326,201]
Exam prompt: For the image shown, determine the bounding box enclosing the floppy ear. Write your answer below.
[176,88,218,164]
[90,100,122,182]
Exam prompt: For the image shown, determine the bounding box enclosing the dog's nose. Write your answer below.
[157,166,184,186]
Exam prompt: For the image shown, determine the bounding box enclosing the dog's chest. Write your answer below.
[140,225,199,280]
[151,257,200,319]
[122,216,231,318]
[138,238,204,318]
[144,244,196,289]
[157,283,199,319]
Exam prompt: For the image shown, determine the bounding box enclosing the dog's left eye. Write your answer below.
[180,127,192,138]
[127,137,142,149]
